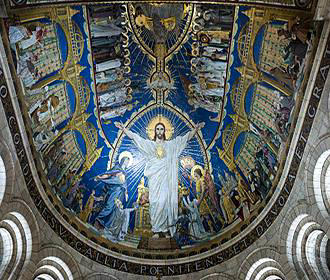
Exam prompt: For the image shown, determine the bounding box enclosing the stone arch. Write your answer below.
[278,201,314,253]
[2,219,24,280]
[319,234,330,276]
[0,137,15,207]
[245,259,285,280]
[305,229,330,279]
[282,210,313,278]
[0,199,42,280]
[282,211,330,280]
[199,272,235,280]
[0,154,5,206]
[35,274,56,280]
[304,134,330,235]
[312,149,330,219]
[0,227,13,278]
[34,264,65,280]
[33,245,82,280]
[2,199,41,255]
[6,212,33,275]
[294,219,321,279]
[237,247,288,280]
[83,273,119,280]
[0,210,33,279]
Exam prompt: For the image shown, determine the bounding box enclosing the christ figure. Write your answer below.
[115,121,204,238]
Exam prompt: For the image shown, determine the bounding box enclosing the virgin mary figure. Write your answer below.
[94,152,133,231]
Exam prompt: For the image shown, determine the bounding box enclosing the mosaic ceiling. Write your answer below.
[1,0,322,276]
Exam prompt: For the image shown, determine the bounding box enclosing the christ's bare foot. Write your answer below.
[152,233,159,239]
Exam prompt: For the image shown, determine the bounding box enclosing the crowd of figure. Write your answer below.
[8,22,68,154]
[89,6,135,123]
[272,16,313,91]
[53,153,275,246]
[173,159,273,247]
[20,80,72,157]
[8,23,60,89]
[217,164,273,228]
[42,132,83,189]
[173,168,222,246]
[195,4,233,32]
[273,94,295,141]
[186,5,234,115]
[265,19,313,146]
[51,136,277,247]
[173,132,279,247]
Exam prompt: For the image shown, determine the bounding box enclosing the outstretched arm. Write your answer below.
[115,121,153,157]
[115,122,135,139]
[175,122,205,156]
[187,122,205,141]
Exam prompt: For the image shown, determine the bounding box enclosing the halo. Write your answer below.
[146,115,174,140]
[191,165,204,181]
[180,156,196,169]
[119,151,133,168]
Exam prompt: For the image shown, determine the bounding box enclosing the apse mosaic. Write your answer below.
[9,0,314,8]
[4,1,319,255]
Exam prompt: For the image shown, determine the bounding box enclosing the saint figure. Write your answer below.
[115,120,204,238]
[94,153,132,231]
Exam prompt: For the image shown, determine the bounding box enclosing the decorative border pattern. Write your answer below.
[0,17,329,279]
[9,0,314,9]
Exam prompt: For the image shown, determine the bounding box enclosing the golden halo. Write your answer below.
[180,156,196,169]
[119,151,133,168]
[146,115,174,140]
[191,165,204,181]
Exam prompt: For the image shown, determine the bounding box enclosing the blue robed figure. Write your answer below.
[94,154,131,230]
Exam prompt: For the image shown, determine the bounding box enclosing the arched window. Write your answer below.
[0,155,6,206]
[35,275,56,280]
[313,150,330,219]
[0,212,32,279]
[0,228,13,278]
[286,214,330,280]
[245,258,285,280]
[306,230,330,280]
[2,219,23,280]
[33,256,73,280]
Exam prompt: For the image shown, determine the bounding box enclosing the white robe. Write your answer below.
[98,89,126,108]
[91,24,123,38]
[96,59,121,72]
[19,31,38,50]
[100,105,128,120]
[9,26,28,44]
[129,132,190,236]
[95,70,120,84]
